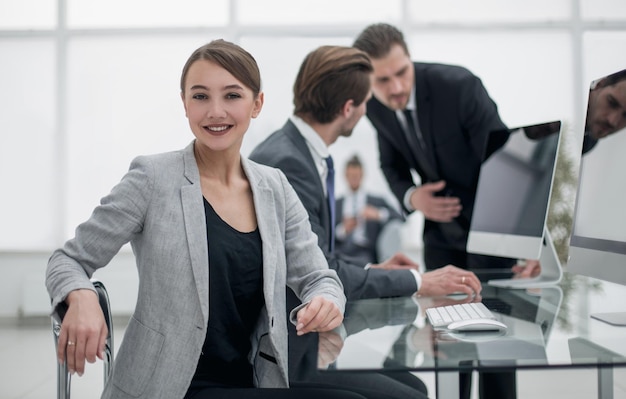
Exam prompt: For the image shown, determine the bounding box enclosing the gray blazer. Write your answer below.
[46,141,345,399]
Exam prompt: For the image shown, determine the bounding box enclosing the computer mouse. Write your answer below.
[447,318,507,332]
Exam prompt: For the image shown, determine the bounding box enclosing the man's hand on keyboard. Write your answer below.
[417,265,482,298]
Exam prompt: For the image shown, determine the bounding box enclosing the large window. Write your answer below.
[1,0,625,250]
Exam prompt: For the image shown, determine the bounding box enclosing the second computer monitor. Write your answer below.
[567,68,626,325]
[467,121,562,260]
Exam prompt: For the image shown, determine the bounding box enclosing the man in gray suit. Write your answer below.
[250,46,480,302]
[250,45,483,399]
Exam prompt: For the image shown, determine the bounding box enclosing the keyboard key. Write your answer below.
[453,304,471,320]
[440,308,453,324]
[472,303,490,318]
[448,306,462,320]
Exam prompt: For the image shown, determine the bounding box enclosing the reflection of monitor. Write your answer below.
[482,285,563,341]
[467,121,563,287]
[567,68,626,326]
[441,286,563,364]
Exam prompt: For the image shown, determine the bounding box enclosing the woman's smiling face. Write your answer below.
[181,59,263,154]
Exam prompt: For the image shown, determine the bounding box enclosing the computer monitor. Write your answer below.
[567,68,626,326]
[466,121,563,287]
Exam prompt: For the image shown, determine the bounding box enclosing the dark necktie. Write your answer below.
[325,156,336,252]
[403,109,426,150]
[402,109,438,180]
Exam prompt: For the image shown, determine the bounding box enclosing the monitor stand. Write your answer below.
[487,229,562,289]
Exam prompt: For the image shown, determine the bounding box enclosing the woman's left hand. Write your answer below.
[295,296,343,336]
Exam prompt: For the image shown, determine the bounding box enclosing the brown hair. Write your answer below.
[293,46,372,124]
[345,154,363,169]
[180,39,261,97]
[597,68,626,89]
[353,23,409,59]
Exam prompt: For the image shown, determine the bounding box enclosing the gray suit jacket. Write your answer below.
[46,141,345,399]
[249,120,418,300]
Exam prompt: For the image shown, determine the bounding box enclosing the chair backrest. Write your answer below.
[51,279,114,399]
[376,219,404,262]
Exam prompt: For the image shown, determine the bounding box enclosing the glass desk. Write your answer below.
[317,271,626,398]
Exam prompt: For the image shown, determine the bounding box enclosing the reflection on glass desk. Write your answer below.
[319,272,626,399]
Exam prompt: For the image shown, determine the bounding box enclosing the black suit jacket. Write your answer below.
[366,62,508,252]
[335,194,402,263]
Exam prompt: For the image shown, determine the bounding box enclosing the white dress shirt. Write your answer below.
[290,115,332,196]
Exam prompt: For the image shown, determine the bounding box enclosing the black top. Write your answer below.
[192,197,264,387]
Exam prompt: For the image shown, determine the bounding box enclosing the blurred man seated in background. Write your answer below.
[335,154,403,265]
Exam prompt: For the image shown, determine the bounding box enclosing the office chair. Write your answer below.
[51,280,114,399]
[376,219,405,262]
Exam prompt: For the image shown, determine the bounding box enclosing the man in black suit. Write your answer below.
[250,45,483,399]
[335,154,403,264]
[354,22,517,399]
[353,23,515,273]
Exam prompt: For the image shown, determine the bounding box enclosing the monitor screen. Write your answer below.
[467,121,562,260]
[568,68,626,294]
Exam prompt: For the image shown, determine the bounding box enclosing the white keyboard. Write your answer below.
[426,302,496,329]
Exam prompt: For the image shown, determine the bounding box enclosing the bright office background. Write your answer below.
[1,0,626,318]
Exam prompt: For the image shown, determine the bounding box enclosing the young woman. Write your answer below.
[46,39,362,399]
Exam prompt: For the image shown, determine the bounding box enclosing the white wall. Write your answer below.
[0,251,138,318]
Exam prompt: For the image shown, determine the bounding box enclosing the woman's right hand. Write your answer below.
[295,296,343,336]
[57,289,108,376]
